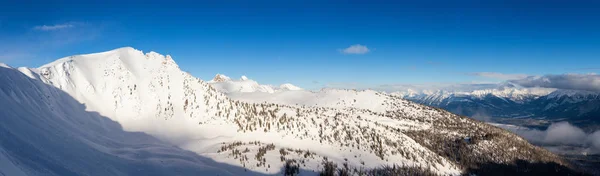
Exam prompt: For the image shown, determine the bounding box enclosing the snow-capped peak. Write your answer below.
[279,83,302,91]
[211,74,232,82]
[546,89,600,99]
[394,85,555,103]
[208,74,275,93]
[208,74,303,93]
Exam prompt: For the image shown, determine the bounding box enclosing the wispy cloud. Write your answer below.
[1,21,103,66]
[467,72,529,80]
[509,73,600,92]
[499,122,600,154]
[33,23,75,31]
[340,44,370,54]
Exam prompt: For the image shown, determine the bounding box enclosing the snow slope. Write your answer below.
[0,146,27,176]
[0,61,252,176]
[0,47,569,175]
[227,88,409,113]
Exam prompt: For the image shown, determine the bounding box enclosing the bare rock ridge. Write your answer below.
[0,47,587,175]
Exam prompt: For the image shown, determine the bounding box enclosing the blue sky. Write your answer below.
[1,0,599,90]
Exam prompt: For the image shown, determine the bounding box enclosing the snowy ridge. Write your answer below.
[208,74,302,94]
[209,75,276,93]
[537,89,600,113]
[545,89,600,101]
[279,83,303,91]
[0,47,569,175]
[395,87,555,104]
[395,83,600,120]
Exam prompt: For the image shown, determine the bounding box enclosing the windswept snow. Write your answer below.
[0,147,27,176]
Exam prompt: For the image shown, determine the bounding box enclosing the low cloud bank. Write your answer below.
[497,122,600,154]
[509,74,600,92]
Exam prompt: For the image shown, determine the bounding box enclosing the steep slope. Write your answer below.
[0,47,579,175]
[0,146,27,176]
[0,63,250,176]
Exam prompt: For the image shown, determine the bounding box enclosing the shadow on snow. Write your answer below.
[0,66,316,176]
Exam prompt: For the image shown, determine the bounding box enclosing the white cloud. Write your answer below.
[33,23,75,31]
[543,122,587,145]
[340,44,370,54]
[500,122,600,154]
[468,72,529,80]
[509,74,600,92]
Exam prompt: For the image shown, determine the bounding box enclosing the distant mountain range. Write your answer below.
[393,84,600,124]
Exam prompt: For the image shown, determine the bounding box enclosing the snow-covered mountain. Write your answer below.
[531,90,600,122]
[395,84,555,104]
[279,83,302,91]
[395,85,600,122]
[208,74,302,94]
[0,47,577,175]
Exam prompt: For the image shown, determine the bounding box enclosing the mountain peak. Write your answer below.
[211,74,231,82]
[38,47,170,68]
[240,75,248,81]
[279,83,302,90]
